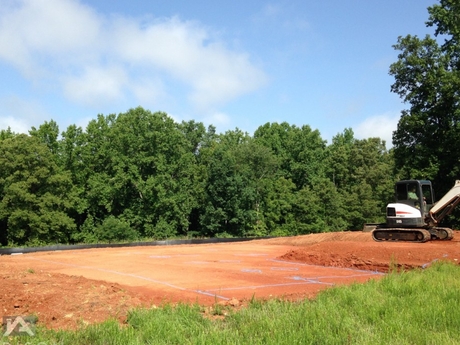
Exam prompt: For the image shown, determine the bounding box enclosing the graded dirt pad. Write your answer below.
[1,231,459,331]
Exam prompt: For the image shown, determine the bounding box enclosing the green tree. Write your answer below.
[0,127,16,141]
[0,135,76,245]
[260,177,296,236]
[29,120,60,156]
[199,130,254,237]
[94,216,138,243]
[183,123,217,235]
[231,139,279,236]
[60,124,86,179]
[254,122,327,190]
[389,0,460,197]
[79,108,202,240]
[177,120,207,154]
[77,113,117,231]
[198,129,281,237]
[254,122,333,234]
[326,129,395,229]
[60,124,88,232]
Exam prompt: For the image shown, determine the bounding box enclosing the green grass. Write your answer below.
[5,261,460,345]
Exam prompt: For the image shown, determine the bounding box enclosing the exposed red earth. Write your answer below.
[1,231,459,330]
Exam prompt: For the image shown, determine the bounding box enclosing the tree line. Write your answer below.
[0,111,396,246]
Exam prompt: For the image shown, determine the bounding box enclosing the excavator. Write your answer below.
[368,179,460,243]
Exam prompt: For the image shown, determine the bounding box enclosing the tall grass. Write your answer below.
[7,261,460,345]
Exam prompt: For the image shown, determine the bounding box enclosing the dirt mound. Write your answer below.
[0,263,154,330]
[260,231,374,246]
[280,249,394,272]
[277,231,460,272]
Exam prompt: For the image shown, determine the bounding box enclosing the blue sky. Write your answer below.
[0,0,438,146]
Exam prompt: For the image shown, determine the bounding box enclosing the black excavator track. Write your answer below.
[429,227,454,240]
[372,228,431,243]
[372,227,455,243]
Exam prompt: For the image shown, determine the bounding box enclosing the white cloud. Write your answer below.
[354,112,400,147]
[0,115,29,134]
[111,16,267,109]
[0,95,50,133]
[204,111,231,127]
[130,77,166,107]
[0,0,101,77]
[0,0,267,112]
[62,65,128,107]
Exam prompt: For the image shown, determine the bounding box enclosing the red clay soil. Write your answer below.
[272,230,460,272]
[1,230,459,331]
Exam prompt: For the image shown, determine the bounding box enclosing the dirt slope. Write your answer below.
[265,230,460,272]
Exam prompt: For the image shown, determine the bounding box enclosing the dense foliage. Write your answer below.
[0,109,394,245]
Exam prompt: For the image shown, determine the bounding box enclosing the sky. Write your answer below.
[0,0,439,147]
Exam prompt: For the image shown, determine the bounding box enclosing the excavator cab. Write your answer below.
[394,180,434,214]
[386,180,433,228]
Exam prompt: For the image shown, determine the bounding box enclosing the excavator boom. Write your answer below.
[426,180,460,227]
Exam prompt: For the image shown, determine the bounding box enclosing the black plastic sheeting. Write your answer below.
[0,237,274,255]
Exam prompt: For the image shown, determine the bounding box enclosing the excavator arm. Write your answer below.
[426,180,460,227]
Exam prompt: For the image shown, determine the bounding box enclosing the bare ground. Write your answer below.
[1,230,459,331]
